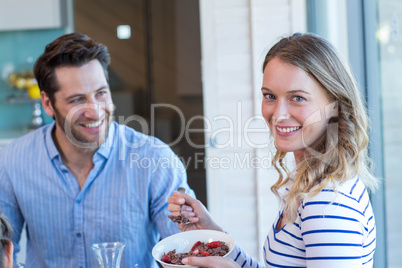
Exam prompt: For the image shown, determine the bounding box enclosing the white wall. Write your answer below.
[200,0,306,262]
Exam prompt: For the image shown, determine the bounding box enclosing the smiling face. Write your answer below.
[42,60,113,151]
[261,57,336,163]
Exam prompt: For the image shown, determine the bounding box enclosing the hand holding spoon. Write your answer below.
[168,187,191,224]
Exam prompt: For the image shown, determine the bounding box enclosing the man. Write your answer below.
[0,33,192,268]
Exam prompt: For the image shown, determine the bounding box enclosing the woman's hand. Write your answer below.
[182,256,240,268]
[167,191,224,232]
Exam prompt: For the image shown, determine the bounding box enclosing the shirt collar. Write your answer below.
[45,121,116,161]
[45,121,59,160]
[96,121,116,159]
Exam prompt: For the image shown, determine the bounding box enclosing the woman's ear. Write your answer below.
[332,101,339,117]
[4,241,14,268]
[325,101,339,119]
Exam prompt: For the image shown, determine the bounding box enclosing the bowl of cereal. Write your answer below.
[152,229,235,268]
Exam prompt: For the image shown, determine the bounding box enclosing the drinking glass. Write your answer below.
[91,242,125,268]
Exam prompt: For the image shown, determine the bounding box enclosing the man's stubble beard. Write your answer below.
[53,106,112,152]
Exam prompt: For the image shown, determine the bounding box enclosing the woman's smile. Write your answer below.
[274,125,302,136]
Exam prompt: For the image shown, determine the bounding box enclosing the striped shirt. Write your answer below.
[0,121,191,268]
[229,176,376,267]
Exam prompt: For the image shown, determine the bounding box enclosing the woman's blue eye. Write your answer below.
[264,93,275,100]
[293,96,305,102]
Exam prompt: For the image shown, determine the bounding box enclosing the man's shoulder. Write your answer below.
[114,122,172,153]
[0,125,49,158]
[111,123,185,173]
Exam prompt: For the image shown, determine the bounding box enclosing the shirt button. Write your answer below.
[76,233,81,237]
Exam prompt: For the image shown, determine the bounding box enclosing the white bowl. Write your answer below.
[152,230,235,268]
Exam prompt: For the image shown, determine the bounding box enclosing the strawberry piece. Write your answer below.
[191,241,202,251]
[192,249,199,255]
[200,251,210,256]
[206,241,221,248]
[161,255,172,263]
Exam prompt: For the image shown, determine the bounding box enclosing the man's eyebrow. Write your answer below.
[65,93,84,101]
[95,86,109,92]
[65,86,109,101]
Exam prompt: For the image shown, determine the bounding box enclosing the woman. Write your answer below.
[0,215,13,268]
[168,33,378,267]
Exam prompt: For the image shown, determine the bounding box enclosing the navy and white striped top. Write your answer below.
[229,176,376,267]
[0,121,192,268]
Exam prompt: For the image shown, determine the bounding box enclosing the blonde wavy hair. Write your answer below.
[263,33,378,223]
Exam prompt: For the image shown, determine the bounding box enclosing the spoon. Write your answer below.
[177,187,186,214]
[176,187,190,224]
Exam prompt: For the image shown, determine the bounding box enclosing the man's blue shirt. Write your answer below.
[0,121,191,268]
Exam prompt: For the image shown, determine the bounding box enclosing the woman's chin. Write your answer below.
[274,141,291,151]
[275,143,304,155]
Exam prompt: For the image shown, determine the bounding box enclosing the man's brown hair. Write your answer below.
[33,32,111,106]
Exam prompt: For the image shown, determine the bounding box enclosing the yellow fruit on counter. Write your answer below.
[8,73,18,86]
[28,84,41,99]
[15,77,27,89]
[25,78,37,88]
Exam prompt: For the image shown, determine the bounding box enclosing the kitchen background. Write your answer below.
[0,0,207,204]
[0,29,64,129]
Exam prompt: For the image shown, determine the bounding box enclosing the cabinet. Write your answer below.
[0,0,65,31]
